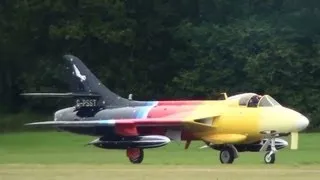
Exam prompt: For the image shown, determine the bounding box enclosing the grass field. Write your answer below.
[0,132,320,179]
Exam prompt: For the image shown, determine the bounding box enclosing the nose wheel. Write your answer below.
[264,151,276,164]
[126,148,144,164]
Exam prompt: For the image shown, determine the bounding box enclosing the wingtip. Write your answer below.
[199,145,209,149]
[24,121,53,126]
[20,93,42,96]
[24,123,34,126]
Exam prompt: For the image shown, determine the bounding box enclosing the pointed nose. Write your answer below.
[297,116,309,131]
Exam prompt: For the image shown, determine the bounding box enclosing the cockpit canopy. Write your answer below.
[227,93,281,107]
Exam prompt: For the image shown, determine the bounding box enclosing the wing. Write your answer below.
[27,110,221,128]
[26,111,218,136]
[26,118,183,127]
[26,118,186,136]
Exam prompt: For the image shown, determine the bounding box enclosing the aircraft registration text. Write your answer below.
[76,99,97,107]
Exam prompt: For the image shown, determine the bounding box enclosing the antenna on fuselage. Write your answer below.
[221,92,228,100]
[128,94,133,100]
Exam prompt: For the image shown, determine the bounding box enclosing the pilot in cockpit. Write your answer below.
[247,95,262,107]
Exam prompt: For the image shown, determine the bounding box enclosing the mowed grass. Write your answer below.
[1,164,320,180]
[0,132,320,165]
[0,132,320,180]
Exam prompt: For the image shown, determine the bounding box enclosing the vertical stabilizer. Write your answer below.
[64,55,131,108]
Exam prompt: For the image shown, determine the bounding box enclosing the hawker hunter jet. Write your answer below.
[23,55,309,164]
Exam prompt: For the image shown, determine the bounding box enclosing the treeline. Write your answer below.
[0,0,320,129]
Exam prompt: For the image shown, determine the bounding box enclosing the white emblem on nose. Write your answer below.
[73,65,86,82]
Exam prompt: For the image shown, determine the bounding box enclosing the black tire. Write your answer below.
[219,147,235,164]
[264,152,275,164]
[127,148,144,164]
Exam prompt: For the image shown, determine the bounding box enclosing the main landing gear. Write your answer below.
[126,148,144,164]
[219,145,238,164]
[215,135,280,164]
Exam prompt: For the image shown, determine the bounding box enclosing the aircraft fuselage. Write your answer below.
[55,99,308,145]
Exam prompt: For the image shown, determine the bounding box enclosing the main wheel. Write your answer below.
[219,147,235,164]
[127,148,144,164]
[264,152,275,164]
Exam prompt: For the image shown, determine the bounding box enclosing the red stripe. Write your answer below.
[115,118,182,126]
[115,122,138,136]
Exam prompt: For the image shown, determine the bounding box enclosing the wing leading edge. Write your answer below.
[26,118,185,136]
[26,115,216,136]
[26,114,247,143]
[26,118,183,127]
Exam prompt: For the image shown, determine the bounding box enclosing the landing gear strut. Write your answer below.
[264,138,276,164]
[127,148,144,164]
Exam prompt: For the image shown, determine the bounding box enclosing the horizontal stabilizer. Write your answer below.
[21,92,100,98]
[26,120,115,127]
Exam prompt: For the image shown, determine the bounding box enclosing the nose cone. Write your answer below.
[296,116,309,131]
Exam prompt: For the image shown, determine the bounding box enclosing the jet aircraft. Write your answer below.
[23,55,309,164]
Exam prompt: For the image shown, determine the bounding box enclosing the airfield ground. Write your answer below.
[0,132,320,180]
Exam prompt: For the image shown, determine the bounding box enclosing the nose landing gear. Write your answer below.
[264,137,277,164]
[261,133,278,164]
[264,152,276,164]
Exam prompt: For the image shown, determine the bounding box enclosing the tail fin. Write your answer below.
[64,55,131,107]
